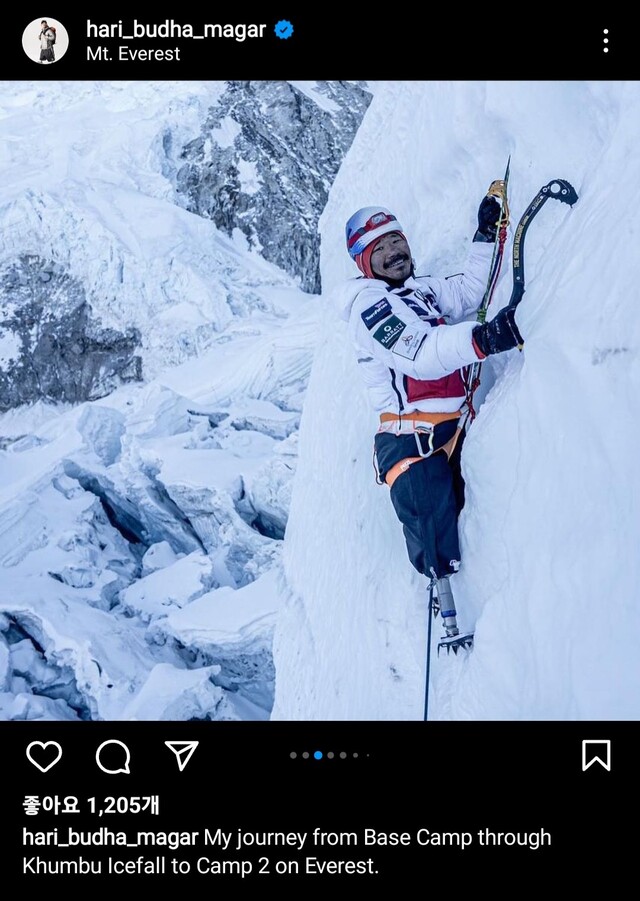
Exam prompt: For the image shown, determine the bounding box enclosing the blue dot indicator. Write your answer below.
[314,750,323,760]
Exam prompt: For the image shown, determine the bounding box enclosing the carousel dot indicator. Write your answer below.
[314,751,323,760]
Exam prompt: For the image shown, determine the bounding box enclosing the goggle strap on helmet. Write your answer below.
[345,207,403,259]
[347,211,398,251]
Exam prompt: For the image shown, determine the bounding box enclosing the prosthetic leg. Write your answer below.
[432,576,474,655]
[436,576,459,637]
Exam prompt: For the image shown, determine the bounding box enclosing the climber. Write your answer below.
[337,195,523,641]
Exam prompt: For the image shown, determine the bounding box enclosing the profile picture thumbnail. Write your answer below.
[22,17,69,64]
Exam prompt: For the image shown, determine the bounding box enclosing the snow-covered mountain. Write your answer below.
[0,80,368,720]
[272,81,640,721]
[176,80,371,293]
[2,80,638,723]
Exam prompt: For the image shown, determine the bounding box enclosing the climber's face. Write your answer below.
[370,232,412,283]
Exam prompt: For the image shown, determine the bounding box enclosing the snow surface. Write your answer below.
[287,82,342,114]
[272,81,640,721]
[0,81,318,721]
[0,328,20,366]
[2,79,639,723]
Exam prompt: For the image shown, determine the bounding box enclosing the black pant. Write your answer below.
[376,425,466,580]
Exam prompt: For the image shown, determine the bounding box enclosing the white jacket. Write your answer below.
[334,241,494,415]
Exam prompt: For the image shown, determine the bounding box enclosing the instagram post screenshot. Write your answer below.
[0,10,637,885]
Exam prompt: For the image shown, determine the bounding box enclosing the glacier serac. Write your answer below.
[0,80,369,720]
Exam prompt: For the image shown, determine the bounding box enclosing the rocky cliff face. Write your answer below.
[176,80,372,293]
[0,82,370,412]
[0,256,142,411]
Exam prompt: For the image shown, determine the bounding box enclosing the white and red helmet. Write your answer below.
[345,207,407,278]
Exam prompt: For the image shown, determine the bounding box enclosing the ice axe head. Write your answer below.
[541,179,579,206]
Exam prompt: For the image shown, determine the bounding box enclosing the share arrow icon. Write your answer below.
[164,741,199,772]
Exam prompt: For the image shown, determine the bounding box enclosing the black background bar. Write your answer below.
[3,721,638,885]
[2,13,634,80]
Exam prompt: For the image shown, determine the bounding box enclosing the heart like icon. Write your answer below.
[26,741,63,773]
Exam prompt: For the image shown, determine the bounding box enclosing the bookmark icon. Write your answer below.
[581,740,611,772]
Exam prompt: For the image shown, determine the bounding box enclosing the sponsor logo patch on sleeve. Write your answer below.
[392,329,426,361]
[361,299,393,330]
[373,315,406,350]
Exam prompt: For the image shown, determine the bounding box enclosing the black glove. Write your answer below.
[472,306,523,356]
[474,195,501,243]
